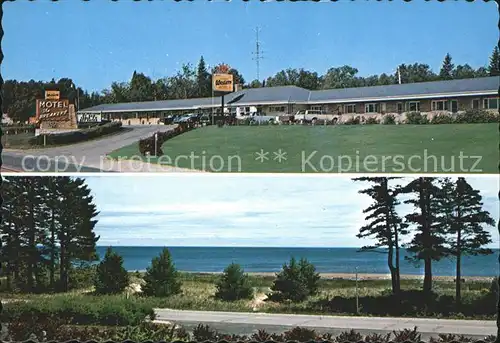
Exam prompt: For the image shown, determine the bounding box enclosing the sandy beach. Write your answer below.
[133,271,495,282]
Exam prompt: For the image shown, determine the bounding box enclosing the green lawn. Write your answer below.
[108,124,498,173]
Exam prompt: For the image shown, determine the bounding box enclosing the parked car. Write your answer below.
[294,110,334,123]
[248,112,277,124]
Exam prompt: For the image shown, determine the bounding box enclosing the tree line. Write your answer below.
[354,176,495,307]
[0,176,100,293]
[4,47,499,123]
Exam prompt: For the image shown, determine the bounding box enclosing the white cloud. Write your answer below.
[85,175,499,248]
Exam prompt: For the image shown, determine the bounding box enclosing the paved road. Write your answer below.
[154,309,496,338]
[2,125,174,173]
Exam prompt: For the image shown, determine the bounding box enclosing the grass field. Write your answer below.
[2,272,495,319]
[108,124,498,173]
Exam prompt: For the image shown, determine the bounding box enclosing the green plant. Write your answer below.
[365,117,380,125]
[382,114,396,125]
[68,264,98,290]
[192,323,218,341]
[215,263,253,301]
[405,112,429,124]
[283,326,317,341]
[335,329,364,342]
[94,247,129,295]
[455,109,498,124]
[392,327,421,342]
[269,257,320,302]
[431,114,454,124]
[142,247,182,297]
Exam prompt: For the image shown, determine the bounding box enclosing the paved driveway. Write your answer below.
[2,125,176,172]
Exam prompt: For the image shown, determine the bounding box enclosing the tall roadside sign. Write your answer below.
[212,64,234,125]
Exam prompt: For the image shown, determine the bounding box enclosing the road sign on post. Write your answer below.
[212,73,234,125]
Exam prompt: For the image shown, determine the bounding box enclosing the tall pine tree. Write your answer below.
[196,56,211,98]
[353,177,408,294]
[439,53,455,80]
[400,177,447,293]
[437,178,495,306]
[488,46,500,77]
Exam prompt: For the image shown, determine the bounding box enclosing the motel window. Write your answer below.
[450,100,458,113]
[311,105,323,112]
[365,103,380,113]
[483,98,499,110]
[397,103,403,113]
[431,100,449,111]
[269,106,286,113]
[344,104,356,113]
[405,101,420,112]
[472,99,480,109]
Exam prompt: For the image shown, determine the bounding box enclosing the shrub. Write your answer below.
[138,123,194,156]
[344,117,360,125]
[94,247,129,295]
[431,114,454,124]
[2,296,155,327]
[192,323,218,341]
[335,329,364,342]
[283,327,317,342]
[28,121,122,146]
[382,114,396,125]
[455,109,498,123]
[142,247,182,297]
[405,112,429,124]
[269,257,320,302]
[392,327,421,343]
[215,263,253,301]
[68,264,97,290]
[365,117,380,125]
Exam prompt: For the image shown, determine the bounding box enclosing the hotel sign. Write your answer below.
[77,113,102,123]
[213,73,234,92]
[36,99,70,121]
[45,90,60,100]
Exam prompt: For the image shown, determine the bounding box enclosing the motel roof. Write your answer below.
[79,76,499,113]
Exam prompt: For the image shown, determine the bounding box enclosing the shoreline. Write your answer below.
[130,270,495,281]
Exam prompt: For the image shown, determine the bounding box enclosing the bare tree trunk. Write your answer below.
[455,228,462,308]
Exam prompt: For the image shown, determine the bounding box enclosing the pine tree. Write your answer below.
[353,177,409,295]
[400,177,447,293]
[196,56,211,98]
[142,248,182,297]
[215,263,253,301]
[270,257,319,302]
[488,46,500,76]
[439,53,455,80]
[94,247,129,294]
[437,178,495,306]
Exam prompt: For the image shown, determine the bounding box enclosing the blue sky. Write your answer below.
[84,175,499,248]
[4,1,498,92]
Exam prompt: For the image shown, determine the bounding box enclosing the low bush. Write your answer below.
[405,112,429,124]
[138,122,194,156]
[455,109,498,123]
[2,295,155,326]
[382,114,396,125]
[28,121,122,146]
[215,263,253,301]
[2,124,36,135]
[343,117,360,125]
[431,114,454,124]
[365,117,380,125]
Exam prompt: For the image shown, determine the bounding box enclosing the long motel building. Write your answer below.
[78,76,499,125]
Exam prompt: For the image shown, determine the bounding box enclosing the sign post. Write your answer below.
[154,132,158,156]
[212,73,234,125]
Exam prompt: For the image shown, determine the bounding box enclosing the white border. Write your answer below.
[1,172,497,178]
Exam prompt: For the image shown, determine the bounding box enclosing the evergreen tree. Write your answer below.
[439,54,454,80]
[94,247,129,294]
[400,177,447,293]
[270,257,319,302]
[437,178,495,306]
[196,56,211,97]
[488,46,500,76]
[142,248,182,297]
[215,263,253,301]
[353,177,409,294]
